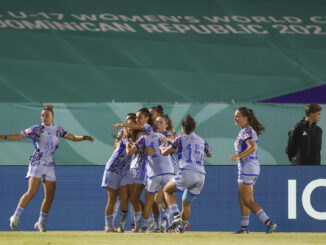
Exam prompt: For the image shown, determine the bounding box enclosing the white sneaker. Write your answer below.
[160,219,167,233]
[34,222,46,232]
[9,216,19,231]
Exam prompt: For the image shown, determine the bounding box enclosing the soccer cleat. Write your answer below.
[160,219,167,233]
[34,222,46,232]
[117,226,124,233]
[234,228,249,234]
[167,215,182,232]
[118,221,125,233]
[105,225,118,233]
[9,216,19,231]
[132,226,141,233]
[179,222,191,233]
[131,225,135,232]
[266,221,277,234]
[140,228,148,233]
[184,222,191,232]
[147,220,157,232]
[153,227,161,233]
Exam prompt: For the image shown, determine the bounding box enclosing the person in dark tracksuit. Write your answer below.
[286,104,322,165]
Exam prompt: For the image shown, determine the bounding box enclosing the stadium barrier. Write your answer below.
[0,166,325,232]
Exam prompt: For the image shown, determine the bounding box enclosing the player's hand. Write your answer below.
[126,141,134,148]
[0,135,4,141]
[159,144,165,150]
[110,123,122,130]
[145,147,155,156]
[230,155,239,162]
[160,137,167,143]
[84,136,94,142]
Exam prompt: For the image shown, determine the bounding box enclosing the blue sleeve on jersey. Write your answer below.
[204,140,212,154]
[21,124,43,140]
[135,135,146,149]
[241,128,253,142]
[162,131,172,146]
[162,130,170,137]
[172,136,181,150]
[118,128,124,136]
[56,126,68,138]
[143,124,153,133]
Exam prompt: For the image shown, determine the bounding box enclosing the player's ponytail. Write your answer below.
[150,105,164,116]
[182,114,196,135]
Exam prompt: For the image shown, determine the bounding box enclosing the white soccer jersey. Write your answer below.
[21,124,68,166]
[135,131,175,178]
[104,138,131,176]
[234,126,260,175]
[171,132,212,175]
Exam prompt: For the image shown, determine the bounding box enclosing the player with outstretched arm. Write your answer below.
[0,105,94,232]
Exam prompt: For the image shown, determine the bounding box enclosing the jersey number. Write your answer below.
[47,142,54,151]
[186,144,203,165]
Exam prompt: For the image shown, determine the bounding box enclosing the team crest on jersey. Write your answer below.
[25,128,32,134]
[243,133,250,139]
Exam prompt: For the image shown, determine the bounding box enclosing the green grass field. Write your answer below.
[0,232,325,245]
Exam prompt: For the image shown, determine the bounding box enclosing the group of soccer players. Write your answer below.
[0,104,277,234]
[104,106,212,233]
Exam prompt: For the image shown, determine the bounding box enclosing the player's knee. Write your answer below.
[154,195,163,204]
[182,189,196,203]
[109,195,118,204]
[25,190,38,198]
[243,198,254,207]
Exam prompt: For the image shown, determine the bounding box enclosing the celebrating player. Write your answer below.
[126,117,175,233]
[161,114,212,233]
[230,107,277,234]
[0,105,94,232]
[111,107,154,232]
[102,115,136,232]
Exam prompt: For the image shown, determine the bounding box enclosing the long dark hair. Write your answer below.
[182,114,196,135]
[138,107,153,126]
[238,107,265,136]
[161,114,174,133]
[150,105,164,115]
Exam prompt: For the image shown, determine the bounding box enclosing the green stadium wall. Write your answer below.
[0,103,325,165]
